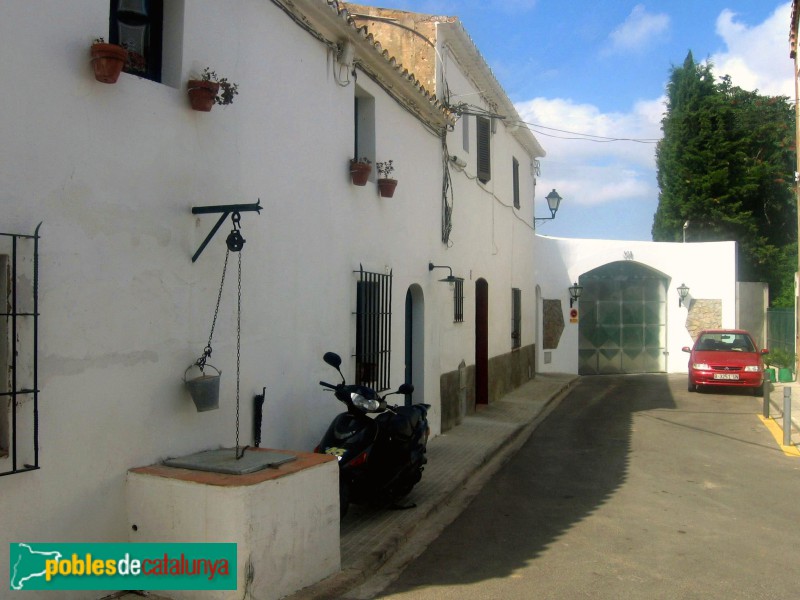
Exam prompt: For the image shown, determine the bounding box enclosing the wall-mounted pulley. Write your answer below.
[191,200,261,262]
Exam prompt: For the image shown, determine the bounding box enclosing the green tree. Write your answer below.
[653,53,797,306]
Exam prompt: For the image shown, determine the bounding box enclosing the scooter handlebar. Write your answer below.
[319,381,338,390]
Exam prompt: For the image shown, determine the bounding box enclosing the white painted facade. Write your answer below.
[0,1,544,596]
[534,235,738,375]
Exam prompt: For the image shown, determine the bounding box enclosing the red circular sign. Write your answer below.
[570,308,578,318]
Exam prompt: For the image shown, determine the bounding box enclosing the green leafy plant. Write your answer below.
[765,347,794,370]
[351,157,372,166]
[201,67,239,106]
[376,160,395,178]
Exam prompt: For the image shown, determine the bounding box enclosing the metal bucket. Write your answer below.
[184,363,221,412]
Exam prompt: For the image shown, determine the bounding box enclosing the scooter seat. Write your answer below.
[394,405,422,429]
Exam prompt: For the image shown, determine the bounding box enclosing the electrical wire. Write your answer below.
[451,101,660,144]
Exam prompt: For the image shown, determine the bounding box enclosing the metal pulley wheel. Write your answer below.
[226,229,246,252]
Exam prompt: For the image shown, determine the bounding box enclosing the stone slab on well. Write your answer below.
[127,448,340,600]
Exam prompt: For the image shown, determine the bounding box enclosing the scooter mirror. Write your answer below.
[397,383,414,395]
[323,352,342,369]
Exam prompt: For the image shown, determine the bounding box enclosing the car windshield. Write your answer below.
[696,333,755,352]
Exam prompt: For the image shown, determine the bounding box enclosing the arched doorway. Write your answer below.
[405,285,425,406]
[475,279,489,404]
[578,261,668,375]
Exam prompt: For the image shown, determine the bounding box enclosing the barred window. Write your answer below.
[1,226,41,477]
[355,267,392,391]
[453,279,464,323]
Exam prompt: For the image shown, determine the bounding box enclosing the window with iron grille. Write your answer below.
[512,157,520,208]
[477,116,491,183]
[453,279,464,323]
[511,288,521,349]
[1,225,41,477]
[355,267,392,391]
[109,0,164,83]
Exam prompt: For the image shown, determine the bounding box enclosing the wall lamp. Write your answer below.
[429,262,463,283]
[568,282,583,308]
[534,189,562,228]
[677,283,690,307]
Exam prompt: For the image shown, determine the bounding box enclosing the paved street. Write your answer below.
[359,374,800,600]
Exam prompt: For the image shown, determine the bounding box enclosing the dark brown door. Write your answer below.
[475,279,489,405]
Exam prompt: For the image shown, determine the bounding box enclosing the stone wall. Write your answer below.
[439,344,536,431]
[685,299,722,341]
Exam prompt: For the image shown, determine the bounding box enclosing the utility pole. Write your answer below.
[792,2,800,376]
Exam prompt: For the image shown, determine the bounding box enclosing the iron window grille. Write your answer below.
[454,279,464,323]
[512,157,520,208]
[511,287,521,349]
[354,266,392,392]
[1,224,41,477]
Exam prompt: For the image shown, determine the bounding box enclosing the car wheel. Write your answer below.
[688,381,696,392]
[753,385,763,397]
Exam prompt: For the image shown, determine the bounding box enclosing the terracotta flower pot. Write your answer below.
[378,178,398,198]
[90,43,128,84]
[187,80,220,112]
[350,161,372,186]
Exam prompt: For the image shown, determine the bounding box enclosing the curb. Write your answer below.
[285,376,578,600]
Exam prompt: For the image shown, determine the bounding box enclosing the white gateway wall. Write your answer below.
[534,235,737,375]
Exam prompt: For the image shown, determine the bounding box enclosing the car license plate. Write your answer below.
[713,373,739,380]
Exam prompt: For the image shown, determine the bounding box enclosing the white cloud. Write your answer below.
[515,97,664,208]
[607,4,670,53]
[710,2,794,96]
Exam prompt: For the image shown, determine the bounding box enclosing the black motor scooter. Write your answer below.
[315,352,430,518]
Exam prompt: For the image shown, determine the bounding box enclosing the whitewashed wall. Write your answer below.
[0,1,459,593]
[432,39,540,373]
[534,235,737,375]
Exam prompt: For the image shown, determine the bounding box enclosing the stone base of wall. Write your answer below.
[439,344,536,432]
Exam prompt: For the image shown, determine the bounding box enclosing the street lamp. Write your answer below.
[534,189,562,228]
[677,283,690,307]
[568,282,583,308]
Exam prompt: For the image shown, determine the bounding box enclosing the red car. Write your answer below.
[682,329,768,395]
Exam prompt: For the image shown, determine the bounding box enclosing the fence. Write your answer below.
[766,308,795,355]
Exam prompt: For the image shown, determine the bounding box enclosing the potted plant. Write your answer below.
[376,160,397,198]
[766,348,795,383]
[187,68,239,112]
[375,160,397,198]
[350,157,372,186]
[90,37,128,84]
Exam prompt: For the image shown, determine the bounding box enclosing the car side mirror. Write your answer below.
[682,346,691,353]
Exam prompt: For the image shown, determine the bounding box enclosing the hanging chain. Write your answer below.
[196,248,230,371]
[235,248,247,459]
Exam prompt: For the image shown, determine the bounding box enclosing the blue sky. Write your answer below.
[385,1,794,240]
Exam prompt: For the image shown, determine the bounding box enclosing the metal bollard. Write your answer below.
[763,379,770,418]
[783,386,792,447]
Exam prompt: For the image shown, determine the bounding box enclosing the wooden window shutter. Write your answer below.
[477,116,491,183]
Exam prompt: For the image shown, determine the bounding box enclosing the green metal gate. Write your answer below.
[578,261,668,375]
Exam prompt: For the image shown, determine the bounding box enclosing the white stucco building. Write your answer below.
[1,1,547,597]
